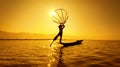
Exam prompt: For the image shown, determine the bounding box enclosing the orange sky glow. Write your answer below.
[0,0,120,40]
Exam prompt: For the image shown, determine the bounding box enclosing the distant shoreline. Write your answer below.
[0,39,120,41]
[0,39,73,40]
[0,39,52,40]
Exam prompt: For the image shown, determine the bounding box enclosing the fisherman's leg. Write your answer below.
[59,32,63,43]
[53,32,60,41]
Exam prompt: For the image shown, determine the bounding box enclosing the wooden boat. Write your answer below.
[61,40,83,47]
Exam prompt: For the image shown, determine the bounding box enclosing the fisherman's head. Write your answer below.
[60,23,64,25]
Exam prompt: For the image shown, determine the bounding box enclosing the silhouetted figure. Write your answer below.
[53,23,65,43]
[50,23,65,47]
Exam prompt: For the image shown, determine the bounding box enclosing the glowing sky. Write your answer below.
[0,0,120,40]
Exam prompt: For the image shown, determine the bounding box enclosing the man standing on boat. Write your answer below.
[53,23,65,43]
[50,23,65,47]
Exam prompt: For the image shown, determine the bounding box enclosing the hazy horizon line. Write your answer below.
[0,39,120,41]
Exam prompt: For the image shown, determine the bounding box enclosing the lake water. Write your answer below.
[0,40,120,67]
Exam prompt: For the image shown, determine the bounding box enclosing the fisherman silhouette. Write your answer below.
[50,9,83,47]
[53,23,65,43]
[50,23,65,47]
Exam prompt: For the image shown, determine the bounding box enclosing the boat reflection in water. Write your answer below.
[48,43,66,67]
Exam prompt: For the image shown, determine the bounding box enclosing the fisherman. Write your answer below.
[53,23,65,44]
[50,23,65,47]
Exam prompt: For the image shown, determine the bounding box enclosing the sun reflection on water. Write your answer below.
[47,42,65,67]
